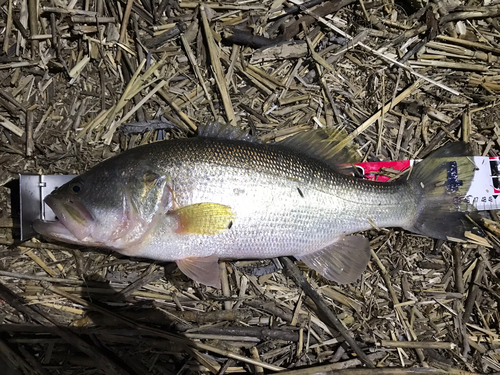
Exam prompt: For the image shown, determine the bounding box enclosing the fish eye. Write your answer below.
[70,181,83,194]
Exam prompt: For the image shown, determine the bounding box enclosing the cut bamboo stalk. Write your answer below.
[200,5,236,126]
[437,34,500,54]
[28,0,39,55]
[180,34,217,118]
[116,0,134,62]
[0,113,24,137]
[380,340,456,350]
[410,60,488,71]
[3,0,13,54]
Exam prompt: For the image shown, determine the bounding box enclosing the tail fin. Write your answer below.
[404,142,479,241]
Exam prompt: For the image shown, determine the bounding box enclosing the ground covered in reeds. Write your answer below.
[0,0,500,374]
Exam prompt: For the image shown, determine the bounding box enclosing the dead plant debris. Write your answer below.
[0,0,499,374]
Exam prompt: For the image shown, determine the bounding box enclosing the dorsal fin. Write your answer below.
[198,122,260,143]
[278,128,360,165]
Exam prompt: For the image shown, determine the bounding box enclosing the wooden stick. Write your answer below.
[380,340,456,350]
[250,347,264,375]
[418,118,462,158]
[180,34,217,118]
[440,6,500,24]
[200,5,236,126]
[220,262,232,311]
[24,250,58,277]
[437,34,500,55]
[462,259,484,322]
[194,342,285,372]
[26,108,34,156]
[0,61,37,69]
[276,366,482,375]
[0,89,28,114]
[180,2,267,10]
[0,339,34,374]
[3,0,13,53]
[280,256,375,368]
[0,113,25,137]
[116,0,134,62]
[28,0,39,55]
[452,244,465,294]
[426,41,498,63]
[410,60,487,72]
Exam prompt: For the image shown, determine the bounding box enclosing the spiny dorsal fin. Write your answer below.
[278,128,360,166]
[198,122,260,143]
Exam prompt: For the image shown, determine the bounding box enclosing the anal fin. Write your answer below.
[176,254,221,288]
[298,236,371,284]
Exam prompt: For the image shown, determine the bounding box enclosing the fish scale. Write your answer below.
[33,124,477,287]
[140,138,415,260]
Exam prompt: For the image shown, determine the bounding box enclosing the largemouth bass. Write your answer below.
[34,123,477,287]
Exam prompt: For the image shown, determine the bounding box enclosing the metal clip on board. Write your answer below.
[19,174,77,241]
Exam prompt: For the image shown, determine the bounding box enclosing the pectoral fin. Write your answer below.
[298,236,371,284]
[173,203,235,235]
[176,255,221,288]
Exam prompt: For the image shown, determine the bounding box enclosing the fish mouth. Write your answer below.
[33,195,95,243]
[33,219,83,245]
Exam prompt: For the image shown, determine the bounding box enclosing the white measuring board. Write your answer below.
[466,156,500,211]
